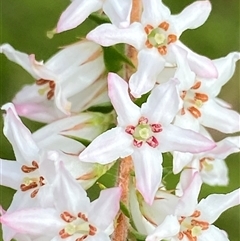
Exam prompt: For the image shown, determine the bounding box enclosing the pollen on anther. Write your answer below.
[188,106,201,118]
[168,34,177,44]
[144,24,154,34]
[159,21,169,31]
[158,46,167,55]
[191,81,201,90]
[47,89,54,100]
[36,78,49,85]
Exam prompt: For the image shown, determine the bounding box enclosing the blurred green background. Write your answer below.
[0,0,239,240]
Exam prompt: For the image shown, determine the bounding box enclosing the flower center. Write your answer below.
[20,160,45,198]
[200,157,215,172]
[144,21,177,55]
[180,81,209,119]
[125,117,162,148]
[36,78,55,100]
[178,210,209,241]
[59,212,97,241]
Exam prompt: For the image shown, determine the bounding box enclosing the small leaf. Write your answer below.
[134,92,150,107]
[89,13,110,25]
[86,102,114,113]
[120,201,131,218]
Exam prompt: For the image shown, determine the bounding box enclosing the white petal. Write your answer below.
[103,0,132,27]
[57,0,102,33]
[1,103,39,165]
[132,145,163,205]
[87,23,146,50]
[158,124,216,153]
[197,188,240,223]
[141,0,171,27]
[108,73,141,126]
[198,225,230,241]
[79,127,134,164]
[146,215,180,241]
[141,79,180,125]
[129,49,165,98]
[200,99,240,133]
[172,0,211,35]
[0,159,23,190]
[89,187,121,230]
[172,152,193,174]
[87,232,111,241]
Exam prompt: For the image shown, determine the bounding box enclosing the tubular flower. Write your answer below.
[146,172,240,241]
[0,162,121,241]
[79,73,216,204]
[57,0,132,33]
[87,0,218,97]
[0,41,108,123]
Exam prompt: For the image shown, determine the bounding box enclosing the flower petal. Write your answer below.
[129,49,165,98]
[141,79,180,125]
[1,103,39,165]
[79,127,134,164]
[198,225,230,241]
[197,188,240,223]
[200,99,240,133]
[172,0,211,35]
[57,0,102,33]
[108,73,140,126]
[172,152,193,174]
[146,215,180,241]
[89,187,121,230]
[157,124,216,153]
[87,23,146,50]
[132,145,163,205]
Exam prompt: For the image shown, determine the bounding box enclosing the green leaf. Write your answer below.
[88,13,110,25]
[120,201,131,218]
[134,92,150,107]
[61,134,91,147]
[85,102,114,113]
[129,226,147,241]
[103,46,134,72]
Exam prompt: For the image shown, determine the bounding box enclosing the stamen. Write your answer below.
[191,81,201,90]
[21,165,38,173]
[178,232,184,240]
[159,21,169,31]
[36,79,49,85]
[32,161,39,168]
[145,40,153,48]
[47,89,54,100]
[89,224,97,236]
[146,136,159,148]
[195,93,208,102]
[30,189,39,198]
[39,176,45,186]
[78,212,88,222]
[76,235,88,241]
[191,210,201,218]
[191,220,209,230]
[157,46,167,55]
[181,91,187,99]
[61,212,77,223]
[138,117,148,124]
[125,125,135,135]
[187,106,201,118]
[59,229,71,239]
[133,139,143,147]
[151,124,162,133]
[20,182,38,191]
[144,24,154,34]
[49,80,55,89]
[183,230,197,241]
[168,34,177,44]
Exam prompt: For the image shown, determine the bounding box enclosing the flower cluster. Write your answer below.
[0,1,239,241]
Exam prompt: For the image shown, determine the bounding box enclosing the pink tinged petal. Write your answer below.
[175,172,202,216]
[201,158,229,186]
[157,124,216,153]
[208,52,240,96]
[0,44,39,79]
[141,79,180,125]
[200,99,240,133]
[176,41,218,78]
[1,224,17,241]
[0,159,23,190]
[108,73,141,126]
[198,225,230,241]
[53,161,90,214]
[87,23,146,50]
[132,145,163,205]
[172,152,193,174]
[141,0,171,26]
[129,49,165,98]
[172,0,212,35]
[57,0,102,33]
[197,188,240,224]
[1,103,39,165]
[79,127,134,165]
[89,187,121,230]
[103,0,132,28]
[146,215,180,241]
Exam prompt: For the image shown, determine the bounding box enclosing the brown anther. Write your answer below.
[60,212,77,223]
[144,24,154,34]
[32,160,39,168]
[47,89,54,100]
[157,46,167,55]
[145,39,153,48]
[89,224,97,236]
[181,90,187,99]
[191,81,201,90]
[20,182,38,191]
[125,125,135,135]
[30,189,39,198]
[183,230,197,241]
[178,232,184,240]
[151,124,162,133]
[191,210,201,218]
[181,107,185,115]
[39,176,45,186]
[138,116,148,124]
[146,136,159,148]
[49,80,56,89]
[36,78,49,85]
[133,139,143,148]
[168,34,177,44]
[159,21,169,31]
[76,235,88,241]
[21,165,38,173]
[191,219,209,230]
[59,229,71,239]
[78,212,88,222]
[187,106,201,118]
[195,93,209,102]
